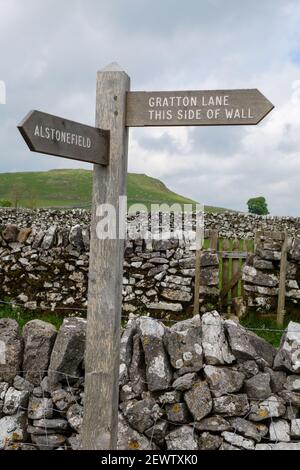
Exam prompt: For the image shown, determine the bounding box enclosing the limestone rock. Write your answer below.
[128,333,147,397]
[222,431,255,450]
[284,375,300,392]
[0,413,27,450]
[213,395,249,417]
[236,360,259,379]
[204,365,245,398]
[13,376,34,393]
[267,369,287,393]
[28,397,53,420]
[67,404,83,433]
[290,419,300,438]
[184,381,212,421]
[279,389,300,407]
[256,443,300,450]
[244,373,272,400]
[69,225,84,251]
[51,389,76,411]
[165,426,198,451]
[225,320,276,367]
[3,387,29,415]
[23,320,57,385]
[229,418,262,442]
[194,416,231,433]
[201,312,235,365]
[41,226,57,250]
[31,434,66,450]
[165,316,203,375]
[117,413,155,450]
[166,403,190,424]
[33,418,69,432]
[122,398,160,434]
[249,395,286,422]
[138,317,172,392]
[172,373,198,391]
[158,390,181,405]
[269,420,290,442]
[242,266,278,287]
[274,322,300,373]
[48,317,86,387]
[198,432,223,450]
[161,288,192,303]
[0,319,23,384]
[144,420,168,447]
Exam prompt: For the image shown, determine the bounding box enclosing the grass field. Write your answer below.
[0,169,232,212]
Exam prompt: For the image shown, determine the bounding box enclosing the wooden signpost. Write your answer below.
[18,110,110,165]
[126,89,274,127]
[18,64,274,450]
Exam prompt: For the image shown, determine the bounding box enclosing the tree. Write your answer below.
[247,196,269,215]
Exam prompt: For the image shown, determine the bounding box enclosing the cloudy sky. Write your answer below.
[0,0,300,215]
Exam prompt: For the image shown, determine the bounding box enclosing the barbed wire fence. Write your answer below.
[2,365,300,450]
[0,298,297,334]
[1,296,300,449]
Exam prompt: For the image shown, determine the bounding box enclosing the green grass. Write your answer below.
[0,302,289,348]
[240,313,290,347]
[0,169,232,212]
[0,304,63,330]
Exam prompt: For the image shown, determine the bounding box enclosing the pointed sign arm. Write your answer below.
[18,110,110,165]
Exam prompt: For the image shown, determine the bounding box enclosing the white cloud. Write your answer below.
[0,0,300,214]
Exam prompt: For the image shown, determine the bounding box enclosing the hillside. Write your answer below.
[0,169,230,212]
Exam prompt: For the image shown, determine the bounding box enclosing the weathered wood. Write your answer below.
[210,230,219,251]
[277,232,288,327]
[193,248,201,317]
[18,110,110,165]
[222,239,230,310]
[126,89,274,127]
[241,240,249,297]
[220,251,248,259]
[82,64,130,450]
[221,268,242,299]
[232,239,240,299]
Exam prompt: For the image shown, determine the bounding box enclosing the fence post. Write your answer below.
[277,231,288,327]
[81,64,130,450]
[232,238,240,299]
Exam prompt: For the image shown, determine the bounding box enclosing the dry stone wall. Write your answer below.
[243,233,300,313]
[1,312,300,450]
[1,208,300,239]
[0,222,219,318]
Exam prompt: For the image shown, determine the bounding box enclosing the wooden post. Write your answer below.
[193,248,201,316]
[210,230,219,251]
[81,63,130,450]
[222,239,230,312]
[232,238,240,299]
[277,232,288,328]
[193,221,204,316]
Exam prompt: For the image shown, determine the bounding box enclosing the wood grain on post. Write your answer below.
[210,230,219,251]
[277,232,288,328]
[222,239,230,312]
[82,63,130,450]
[232,239,240,299]
[193,248,201,317]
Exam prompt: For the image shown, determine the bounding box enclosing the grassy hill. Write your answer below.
[0,169,231,212]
